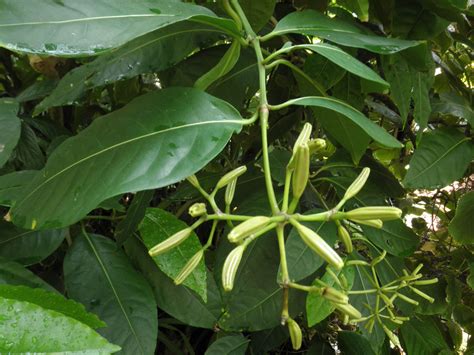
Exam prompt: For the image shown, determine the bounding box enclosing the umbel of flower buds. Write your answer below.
[148,227,192,257]
[287,318,302,350]
[292,221,344,270]
[345,206,402,221]
[343,167,370,201]
[215,166,247,190]
[227,216,271,243]
[174,250,204,285]
[188,203,207,217]
[222,245,245,291]
[292,143,310,199]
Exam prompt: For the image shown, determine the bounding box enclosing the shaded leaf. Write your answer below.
[0,170,37,206]
[0,257,56,292]
[338,331,376,355]
[0,99,21,168]
[205,334,249,355]
[449,191,474,244]
[238,0,276,32]
[400,316,449,354]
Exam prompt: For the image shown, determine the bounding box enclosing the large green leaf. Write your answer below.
[0,99,21,168]
[64,233,157,355]
[238,0,276,32]
[0,170,37,206]
[339,0,369,20]
[403,128,473,189]
[205,334,249,355]
[432,92,474,126]
[0,296,120,354]
[338,331,375,355]
[290,44,388,87]
[139,208,207,302]
[400,316,449,354]
[0,0,238,56]
[362,220,419,257]
[268,10,418,53]
[0,257,56,292]
[302,53,346,90]
[449,191,474,244]
[10,88,243,230]
[279,97,402,148]
[0,220,65,265]
[35,21,225,114]
[411,67,434,130]
[0,284,105,329]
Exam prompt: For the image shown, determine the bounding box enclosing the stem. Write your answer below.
[276,224,290,323]
[204,221,218,249]
[281,168,293,212]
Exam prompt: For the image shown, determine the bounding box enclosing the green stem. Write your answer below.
[281,168,293,212]
[276,225,290,323]
[204,221,218,249]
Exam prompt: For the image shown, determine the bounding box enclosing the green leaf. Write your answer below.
[0,257,56,292]
[306,266,355,326]
[0,99,21,168]
[400,316,449,354]
[290,44,388,87]
[269,10,418,54]
[432,92,474,125]
[339,0,369,20]
[302,53,346,90]
[205,334,249,355]
[411,67,434,130]
[64,233,157,355]
[468,263,474,289]
[138,208,207,302]
[403,128,473,189]
[34,21,225,113]
[0,170,37,206]
[338,331,376,355]
[11,87,243,229]
[453,304,474,333]
[15,78,58,103]
[0,296,120,354]
[449,191,474,244]
[262,147,292,185]
[0,284,105,329]
[0,0,236,56]
[281,96,403,148]
[238,0,276,32]
[362,220,419,257]
[0,220,66,265]
[12,122,45,169]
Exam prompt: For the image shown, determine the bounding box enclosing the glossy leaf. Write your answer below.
[0,220,65,265]
[64,233,157,355]
[0,170,37,206]
[0,99,21,168]
[35,21,226,113]
[403,128,473,189]
[449,191,474,244]
[362,220,419,257]
[0,257,56,292]
[139,208,207,302]
[291,44,388,87]
[269,10,418,54]
[0,0,238,56]
[280,96,402,148]
[0,296,120,353]
[205,334,249,355]
[11,88,243,229]
[0,284,105,329]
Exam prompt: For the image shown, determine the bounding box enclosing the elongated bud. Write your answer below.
[413,278,438,286]
[343,167,370,201]
[337,225,353,253]
[345,206,402,221]
[222,245,245,291]
[293,122,312,153]
[225,179,237,206]
[308,138,326,154]
[216,166,247,190]
[188,203,207,217]
[149,228,192,257]
[228,216,271,243]
[409,286,435,303]
[292,222,344,270]
[323,287,349,304]
[350,218,383,229]
[287,318,302,350]
[396,292,419,306]
[335,303,362,319]
[186,175,200,188]
[174,250,204,285]
[292,143,310,199]
[382,324,401,348]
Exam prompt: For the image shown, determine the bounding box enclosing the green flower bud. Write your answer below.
[308,138,326,154]
[345,206,402,221]
[186,174,200,189]
[228,216,271,243]
[225,178,237,206]
[149,228,192,257]
[337,225,352,253]
[350,218,383,229]
[343,167,370,201]
[334,303,362,319]
[413,278,438,286]
[188,203,207,217]
[216,166,247,190]
[293,122,312,153]
[409,286,435,303]
[396,292,419,306]
[222,245,245,292]
[293,222,344,270]
[174,250,204,285]
[287,318,302,350]
[323,287,349,304]
[292,143,310,199]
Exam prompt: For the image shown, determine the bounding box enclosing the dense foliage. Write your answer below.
[0,0,473,353]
